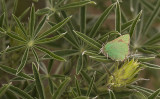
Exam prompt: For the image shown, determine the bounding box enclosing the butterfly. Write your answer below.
[101,34,130,61]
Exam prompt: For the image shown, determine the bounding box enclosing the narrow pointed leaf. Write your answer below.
[35,46,66,61]
[73,96,89,99]
[6,32,26,42]
[13,0,18,14]
[86,72,96,96]
[12,14,27,36]
[35,32,66,44]
[38,16,72,39]
[0,27,5,33]
[19,7,30,20]
[48,77,54,95]
[57,0,96,10]
[0,65,34,80]
[141,62,160,69]
[129,11,142,37]
[89,3,115,37]
[36,8,51,15]
[80,6,86,33]
[75,77,81,96]
[109,89,116,99]
[32,63,45,99]
[0,83,11,97]
[115,2,121,33]
[9,85,34,99]
[24,82,35,93]
[47,59,54,74]
[0,13,5,27]
[143,0,160,35]
[121,19,134,31]
[43,49,79,59]
[52,77,71,99]
[76,55,83,75]
[35,15,47,37]
[148,88,160,99]
[16,48,29,75]
[80,70,98,93]
[140,0,160,19]
[129,85,154,95]
[74,30,101,50]
[29,4,36,36]
[0,45,24,54]
[31,48,39,63]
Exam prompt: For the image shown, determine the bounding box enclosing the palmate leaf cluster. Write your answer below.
[0,0,160,99]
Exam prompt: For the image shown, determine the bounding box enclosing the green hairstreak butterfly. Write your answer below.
[101,34,130,61]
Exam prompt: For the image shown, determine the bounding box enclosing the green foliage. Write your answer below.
[0,0,160,99]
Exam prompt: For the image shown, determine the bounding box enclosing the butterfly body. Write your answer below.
[102,34,130,61]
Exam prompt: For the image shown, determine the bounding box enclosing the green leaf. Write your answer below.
[0,82,11,97]
[61,11,79,48]
[86,72,96,96]
[80,70,98,94]
[89,55,112,62]
[24,82,35,93]
[135,91,147,99]
[36,8,51,15]
[32,63,46,99]
[19,7,30,20]
[129,10,142,37]
[144,33,160,45]
[37,16,72,39]
[121,19,134,32]
[0,65,34,80]
[35,46,66,61]
[98,31,119,42]
[74,30,101,50]
[29,4,36,36]
[129,85,154,95]
[34,15,47,37]
[9,85,34,99]
[16,48,29,75]
[115,2,121,33]
[0,13,5,27]
[75,77,81,96]
[89,3,115,37]
[57,0,96,10]
[48,77,54,95]
[143,0,160,35]
[140,0,160,19]
[73,96,89,99]
[6,32,26,42]
[76,55,83,75]
[0,27,5,33]
[47,59,54,74]
[141,62,160,69]
[13,0,18,14]
[51,74,66,79]
[109,89,116,99]
[35,32,66,44]
[39,62,48,74]
[31,48,39,63]
[80,5,86,33]
[12,14,27,36]
[0,45,24,54]
[52,77,71,99]
[148,88,160,99]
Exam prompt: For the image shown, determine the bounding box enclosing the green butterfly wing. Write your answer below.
[103,34,130,61]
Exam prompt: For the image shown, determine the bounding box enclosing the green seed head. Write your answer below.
[108,59,142,88]
[27,40,34,47]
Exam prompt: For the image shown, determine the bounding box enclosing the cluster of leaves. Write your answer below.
[0,0,160,99]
